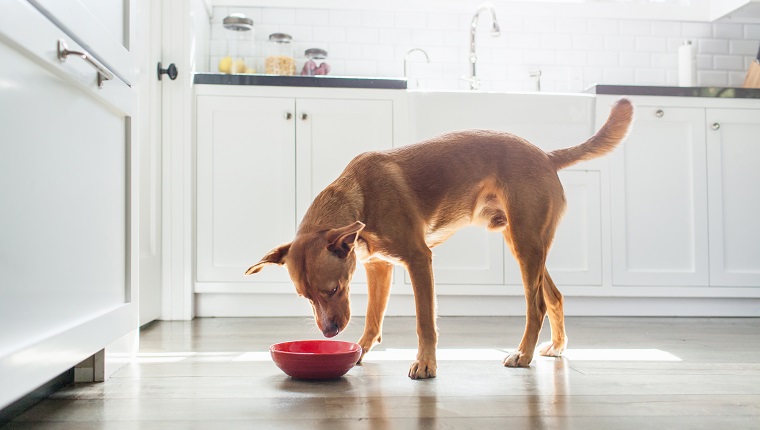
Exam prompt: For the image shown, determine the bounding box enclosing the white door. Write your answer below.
[196,96,297,285]
[295,98,394,284]
[706,108,760,287]
[136,0,162,325]
[609,106,709,286]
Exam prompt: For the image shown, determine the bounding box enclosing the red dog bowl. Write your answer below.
[270,340,362,380]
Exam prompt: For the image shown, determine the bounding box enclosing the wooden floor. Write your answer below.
[5,316,760,429]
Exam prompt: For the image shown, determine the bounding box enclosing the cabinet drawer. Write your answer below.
[27,0,134,83]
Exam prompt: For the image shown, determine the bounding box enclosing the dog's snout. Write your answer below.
[322,322,340,338]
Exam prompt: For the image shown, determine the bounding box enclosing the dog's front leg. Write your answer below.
[405,249,438,379]
[357,260,394,364]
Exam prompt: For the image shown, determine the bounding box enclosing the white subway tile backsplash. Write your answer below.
[262,8,295,25]
[541,33,573,50]
[427,13,461,31]
[712,23,743,39]
[346,27,379,44]
[295,9,328,25]
[556,18,587,34]
[731,39,759,56]
[619,51,651,68]
[329,10,361,26]
[650,21,681,36]
[651,52,678,69]
[635,36,668,53]
[698,39,729,55]
[682,22,712,38]
[698,70,728,86]
[312,26,347,43]
[572,34,605,51]
[745,24,760,40]
[619,20,650,36]
[713,55,745,71]
[602,68,635,84]
[395,12,428,29]
[634,68,667,84]
[361,11,394,28]
[603,35,636,51]
[587,19,618,34]
[208,5,755,90]
[411,29,446,46]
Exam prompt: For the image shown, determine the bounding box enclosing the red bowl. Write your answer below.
[270,340,362,380]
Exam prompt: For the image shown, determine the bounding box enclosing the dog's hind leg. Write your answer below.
[357,260,394,364]
[538,269,567,357]
[503,235,549,368]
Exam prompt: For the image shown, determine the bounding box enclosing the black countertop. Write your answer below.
[194,73,407,89]
[586,84,760,99]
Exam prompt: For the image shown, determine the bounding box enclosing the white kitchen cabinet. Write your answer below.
[195,88,398,291]
[601,96,760,290]
[606,103,710,287]
[196,96,296,285]
[0,0,138,410]
[706,109,760,287]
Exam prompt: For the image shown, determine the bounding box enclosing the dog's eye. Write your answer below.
[327,286,339,297]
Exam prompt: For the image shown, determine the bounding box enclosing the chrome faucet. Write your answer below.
[462,2,501,90]
[404,48,430,88]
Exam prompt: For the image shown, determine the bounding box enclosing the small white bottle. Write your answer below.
[678,40,696,87]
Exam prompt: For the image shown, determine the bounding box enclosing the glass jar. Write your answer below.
[300,48,330,76]
[264,33,295,75]
[219,13,255,74]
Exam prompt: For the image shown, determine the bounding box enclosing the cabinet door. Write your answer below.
[608,105,709,286]
[1,0,137,408]
[505,171,603,286]
[196,96,296,284]
[295,98,394,284]
[706,109,760,287]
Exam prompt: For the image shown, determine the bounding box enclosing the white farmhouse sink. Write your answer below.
[407,90,595,152]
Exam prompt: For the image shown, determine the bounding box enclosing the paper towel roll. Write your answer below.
[678,40,696,87]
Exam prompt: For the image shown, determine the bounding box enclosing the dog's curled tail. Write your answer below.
[548,98,634,171]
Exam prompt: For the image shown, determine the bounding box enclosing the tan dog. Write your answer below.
[246,98,634,379]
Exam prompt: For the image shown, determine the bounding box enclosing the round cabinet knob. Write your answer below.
[712,123,720,130]
[301,113,309,120]
[157,62,178,80]
[284,112,293,120]
[655,109,664,118]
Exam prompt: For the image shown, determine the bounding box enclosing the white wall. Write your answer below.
[206,5,760,91]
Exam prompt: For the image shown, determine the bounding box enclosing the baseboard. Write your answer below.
[0,368,74,425]
[195,293,760,317]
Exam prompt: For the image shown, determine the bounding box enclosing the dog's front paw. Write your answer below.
[408,358,437,379]
[538,340,566,357]
[503,350,532,367]
[356,336,381,364]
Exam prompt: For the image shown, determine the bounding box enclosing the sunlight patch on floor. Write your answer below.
[136,348,681,363]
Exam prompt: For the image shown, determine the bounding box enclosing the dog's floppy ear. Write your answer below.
[244,243,291,275]
[326,221,365,259]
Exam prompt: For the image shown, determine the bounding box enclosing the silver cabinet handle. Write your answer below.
[301,113,308,120]
[284,112,293,120]
[712,123,720,130]
[655,109,664,118]
[57,39,114,89]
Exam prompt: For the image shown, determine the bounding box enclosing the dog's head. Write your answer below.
[245,221,365,338]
